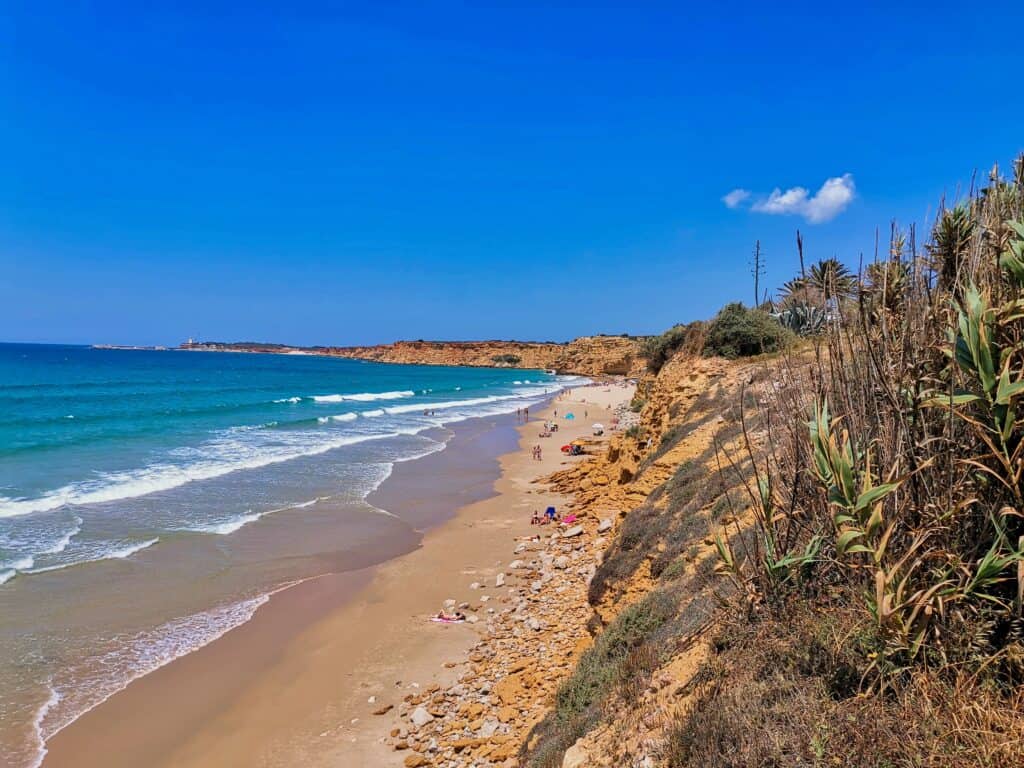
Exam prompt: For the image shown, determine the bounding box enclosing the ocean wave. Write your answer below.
[316,412,358,424]
[385,388,557,416]
[0,429,410,519]
[28,685,61,768]
[38,518,82,556]
[25,538,159,575]
[273,396,302,404]
[181,512,263,536]
[1,554,35,572]
[362,408,385,417]
[312,390,414,403]
[36,593,273,750]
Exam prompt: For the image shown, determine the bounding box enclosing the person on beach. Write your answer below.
[531,510,541,525]
[536,446,542,461]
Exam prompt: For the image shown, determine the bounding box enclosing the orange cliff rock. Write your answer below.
[322,336,646,378]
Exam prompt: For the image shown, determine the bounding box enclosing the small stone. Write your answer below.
[561,525,584,538]
[597,518,612,533]
[410,706,434,728]
[470,581,481,590]
[495,572,506,587]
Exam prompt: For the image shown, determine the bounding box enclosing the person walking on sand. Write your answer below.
[536,445,542,461]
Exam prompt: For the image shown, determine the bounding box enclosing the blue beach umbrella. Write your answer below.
[565,413,575,420]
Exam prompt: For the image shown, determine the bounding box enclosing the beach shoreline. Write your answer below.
[40,381,633,768]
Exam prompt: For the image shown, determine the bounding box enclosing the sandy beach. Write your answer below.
[41,382,634,768]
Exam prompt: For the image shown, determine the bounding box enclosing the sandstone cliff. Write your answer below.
[323,336,645,378]
[182,336,646,378]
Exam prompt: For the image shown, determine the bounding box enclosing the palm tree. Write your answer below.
[775,277,811,309]
[808,258,856,301]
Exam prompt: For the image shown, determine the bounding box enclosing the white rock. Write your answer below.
[469,581,480,590]
[562,525,584,538]
[467,614,479,623]
[367,695,376,704]
[495,572,506,587]
[598,518,612,533]
[508,560,525,569]
[530,580,543,593]
[444,599,456,609]
[562,740,591,768]
[554,555,570,570]
[410,706,434,728]
[478,719,500,738]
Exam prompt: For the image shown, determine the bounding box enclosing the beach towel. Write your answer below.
[430,616,465,624]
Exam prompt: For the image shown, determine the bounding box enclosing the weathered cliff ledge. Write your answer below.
[182,336,646,378]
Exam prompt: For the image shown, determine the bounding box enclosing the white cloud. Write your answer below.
[750,174,855,223]
[721,188,751,209]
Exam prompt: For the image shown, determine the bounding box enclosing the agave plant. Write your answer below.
[927,204,975,291]
[773,303,827,336]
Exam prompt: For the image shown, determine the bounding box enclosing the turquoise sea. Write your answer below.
[0,343,572,767]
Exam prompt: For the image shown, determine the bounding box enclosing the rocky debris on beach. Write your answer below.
[382,482,620,766]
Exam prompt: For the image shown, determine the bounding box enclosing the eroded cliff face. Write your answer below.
[323,336,645,378]
[519,349,769,768]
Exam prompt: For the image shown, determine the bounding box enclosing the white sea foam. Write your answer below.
[25,538,159,574]
[0,568,17,585]
[0,430,408,519]
[183,512,263,536]
[39,518,82,555]
[1,554,35,572]
[362,408,385,417]
[385,388,557,416]
[36,593,273,753]
[27,685,61,768]
[273,396,302,403]
[330,412,358,422]
[312,390,414,403]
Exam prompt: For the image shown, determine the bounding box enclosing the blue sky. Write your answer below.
[2,1,1022,346]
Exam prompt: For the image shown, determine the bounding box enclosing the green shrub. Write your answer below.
[644,322,705,373]
[702,302,794,359]
[491,353,522,365]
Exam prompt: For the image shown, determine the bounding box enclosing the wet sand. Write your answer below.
[42,384,632,768]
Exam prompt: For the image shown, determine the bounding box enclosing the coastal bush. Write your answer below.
[490,353,521,365]
[702,303,794,359]
[644,322,705,373]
